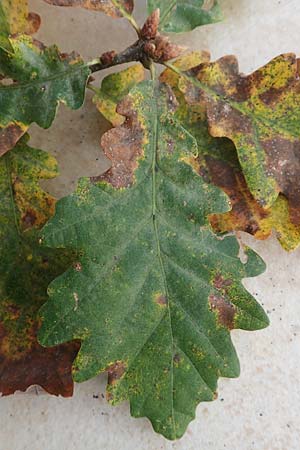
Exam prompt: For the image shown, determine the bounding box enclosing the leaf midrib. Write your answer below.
[150,86,176,433]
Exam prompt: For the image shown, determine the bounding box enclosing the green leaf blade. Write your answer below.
[38,81,268,440]
[0,37,90,156]
[148,0,222,33]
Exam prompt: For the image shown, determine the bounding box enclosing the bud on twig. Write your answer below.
[141,9,160,40]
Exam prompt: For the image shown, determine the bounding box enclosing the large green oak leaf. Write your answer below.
[148,0,222,33]
[38,81,268,440]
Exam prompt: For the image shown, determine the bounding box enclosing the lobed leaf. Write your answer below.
[0,36,90,156]
[147,0,222,33]
[38,81,268,440]
[43,0,134,18]
[179,53,300,226]
[161,54,300,251]
[92,64,145,126]
[0,135,79,396]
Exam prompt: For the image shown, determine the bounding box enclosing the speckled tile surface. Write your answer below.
[1,1,300,449]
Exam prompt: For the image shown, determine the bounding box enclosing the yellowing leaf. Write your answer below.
[0,135,79,396]
[179,53,300,226]
[161,54,300,251]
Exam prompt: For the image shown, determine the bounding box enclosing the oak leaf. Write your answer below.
[38,81,268,440]
[0,135,79,396]
[161,53,300,251]
[180,53,300,226]
[0,36,90,156]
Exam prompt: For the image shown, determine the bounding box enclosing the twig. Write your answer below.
[88,40,148,73]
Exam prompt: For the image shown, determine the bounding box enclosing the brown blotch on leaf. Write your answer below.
[73,262,82,272]
[155,293,168,306]
[106,361,126,386]
[94,96,144,188]
[26,12,41,35]
[209,294,236,330]
[173,354,181,364]
[213,273,232,291]
[0,124,27,157]
[206,155,268,236]
[22,209,37,228]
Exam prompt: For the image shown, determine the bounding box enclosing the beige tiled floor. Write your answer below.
[1,1,300,449]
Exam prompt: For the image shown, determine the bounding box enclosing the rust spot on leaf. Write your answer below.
[22,209,37,227]
[209,294,236,329]
[173,354,181,365]
[73,262,82,271]
[213,273,232,291]
[155,293,168,307]
[106,361,126,386]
